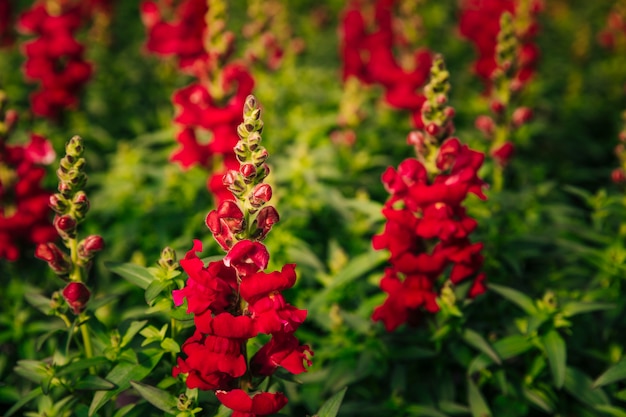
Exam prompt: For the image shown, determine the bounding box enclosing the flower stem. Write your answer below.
[79,314,95,374]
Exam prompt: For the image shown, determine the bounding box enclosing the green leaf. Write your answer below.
[5,387,43,417]
[468,335,533,375]
[75,375,116,390]
[316,387,348,417]
[24,291,53,315]
[468,379,492,417]
[438,401,470,414]
[522,386,555,413]
[561,302,614,317]
[14,359,48,384]
[564,367,609,407]
[160,337,180,353]
[57,357,110,376]
[130,381,178,413]
[489,284,537,315]
[594,359,626,388]
[145,280,172,305]
[542,330,566,389]
[121,320,148,347]
[462,329,501,365]
[595,405,626,417]
[106,262,155,290]
[88,349,164,416]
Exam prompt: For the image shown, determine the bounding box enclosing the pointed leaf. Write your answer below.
[106,262,155,290]
[564,367,609,407]
[5,387,43,417]
[542,330,566,389]
[489,284,537,315]
[405,405,450,417]
[595,405,626,417]
[468,379,492,417]
[522,386,555,413]
[57,357,110,376]
[316,387,348,417]
[130,381,178,413]
[75,375,116,390]
[594,359,626,388]
[468,335,533,375]
[88,349,163,416]
[145,280,171,304]
[561,302,614,317]
[121,320,148,347]
[462,329,501,365]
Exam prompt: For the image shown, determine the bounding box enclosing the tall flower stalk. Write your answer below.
[172,95,312,416]
[36,136,104,355]
[372,55,487,331]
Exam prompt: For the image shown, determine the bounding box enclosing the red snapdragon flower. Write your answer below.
[216,389,288,417]
[458,0,542,89]
[17,3,93,118]
[339,0,433,128]
[0,134,57,261]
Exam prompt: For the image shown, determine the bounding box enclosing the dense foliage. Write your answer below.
[1,1,626,416]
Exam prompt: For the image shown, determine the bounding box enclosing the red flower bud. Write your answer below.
[4,109,18,131]
[491,142,515,167]
[425,123,440,137]
[619,131,626,142]
[62,282,91,315]
[475,115,495,137]
[250,184,272,208]
[253,206,279,240]
[35,242,72,276]
[435,94,447,105]
[490,100,505,114]
[49,194,68,214]
[512,107,533,127]
[240,163,257,181]
[77,235,104,260]
[444,107,456,119]
[54,215,77,239]
[612,168,626,184]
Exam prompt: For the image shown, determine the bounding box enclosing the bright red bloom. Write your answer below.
[223,240,269,278]
[216,389,288,417]
[172,240,238,315]
[206,200,245,251]
[173,330,247,391]
[0,134,56,261]
[250,332,313,376]
[17,3,93,118]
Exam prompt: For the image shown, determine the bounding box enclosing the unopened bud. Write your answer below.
[35,242,72,276]
[512,107,533,127]
[62,282,91,315]
[425,123,440,137]
[475,115,495,137]
[158,246,178,271]
[612,168,626,184]
[222,170,245,195]
[443,107,455,119]
[77,235,104,261]
[250,184,272,208]
[66,136,84,157]
[49,194,69,214]
[435,94,447,105]
[407,131,426,150]
[253,206,279,240]
[73,191,89,219]
[4,109,18,132]
[54,215,77,239]
[240,164,257,182]
[490,100,505,114]
[252,149,269,166]
[491,142,515,167]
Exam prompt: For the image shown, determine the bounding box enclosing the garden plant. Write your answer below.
[2,0,626,416]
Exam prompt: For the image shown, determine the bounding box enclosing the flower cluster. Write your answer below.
[458,0,542,91]
[173,96,312,416]
[17,1,93,119]
[339,0,433,128]
[36,136,104,315]
[611,111,626,185]
[598,3,626,50]
[141,0,256,204]
[372,56,487,332]
[0,94,56,261]
[469,11,535,189]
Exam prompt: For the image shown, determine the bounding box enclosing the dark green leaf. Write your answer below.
[88,349,164,416]
[542,330,566,389]
[594,359,626,388]
[4,387,43,417]
[24,291,53,315]
[463,329,501,365]
[75,375,116,390]
[468,335,533,375]
[522,386,555,413]
[564,367,609,407]
[316,387,348,417]
[405,405,450,417]
[468,379,492,417]
[489,284,537,315]
[130,381,178,413]
[106,262,155,290]
[57,357,110,376]
[121,320,148,347]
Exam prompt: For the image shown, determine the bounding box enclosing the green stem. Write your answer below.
[79,314,95,374]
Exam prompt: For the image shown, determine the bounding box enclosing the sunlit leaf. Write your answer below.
[106,262,155,290]
[489,284,537,315]
[316,387,347,417]
[129,381,178,413]
[594,359,626,388]
[542,330,566,389]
